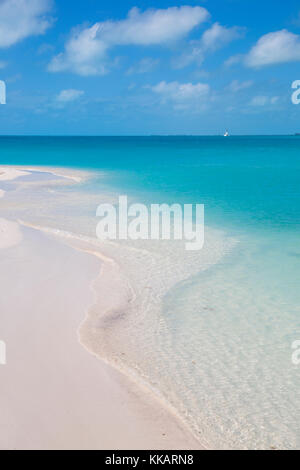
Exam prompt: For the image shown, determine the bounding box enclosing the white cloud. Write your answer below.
[201,23,243,52]
[174,45,204,69]
[228,80,253,92]
[250,96,268,106]
[271,96,279,104]
[250,95,279,106]
[174,22,243,68]
[224,54,244,67]
[127,57,159,75]
[56,89,84,103]
[150,81,210,109]
[245,30,300,67]
[48,6,209,76]
[0,0,53,48]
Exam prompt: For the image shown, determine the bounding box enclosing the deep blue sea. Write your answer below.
[1,136,299,449]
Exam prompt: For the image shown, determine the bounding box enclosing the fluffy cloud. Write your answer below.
[48,6,209,76]
[228,80,253,92]
[224,54,244,67]
[250,95,279,106]
[151,81,210,109]
[0,0,53,48]
[56,89,84,103]
[245,30,300,67]
[127,58,160,75]
[201,23,243,52]
[174,22,243,68]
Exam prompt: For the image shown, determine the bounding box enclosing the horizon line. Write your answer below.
[0,134,298,138]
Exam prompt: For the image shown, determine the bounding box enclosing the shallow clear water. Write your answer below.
[1,136,299,449]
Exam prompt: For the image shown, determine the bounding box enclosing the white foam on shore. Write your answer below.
[0,218,23,249]
[0,189,5,198]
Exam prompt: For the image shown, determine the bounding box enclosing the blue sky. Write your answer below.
[0,0,300,135]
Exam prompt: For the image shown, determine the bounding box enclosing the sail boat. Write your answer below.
[224,130,229,137]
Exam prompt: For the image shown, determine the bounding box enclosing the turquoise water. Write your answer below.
[1,135,300,230]
[1,136,300,449]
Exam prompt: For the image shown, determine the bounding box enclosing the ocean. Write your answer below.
[1,135,299,449]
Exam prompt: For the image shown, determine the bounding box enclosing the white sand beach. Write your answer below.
[0,168,29,181]
[0,165,90,184]
[0,167,201,450]
[0,218,23,249]
[0,168,26,199]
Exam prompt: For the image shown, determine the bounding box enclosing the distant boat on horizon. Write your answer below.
[224,130,229,137]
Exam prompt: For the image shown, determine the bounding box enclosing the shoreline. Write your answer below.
[19,218,207,449]
[1,136,299,450]
[0,164,94,184]
[0,165,203,450]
